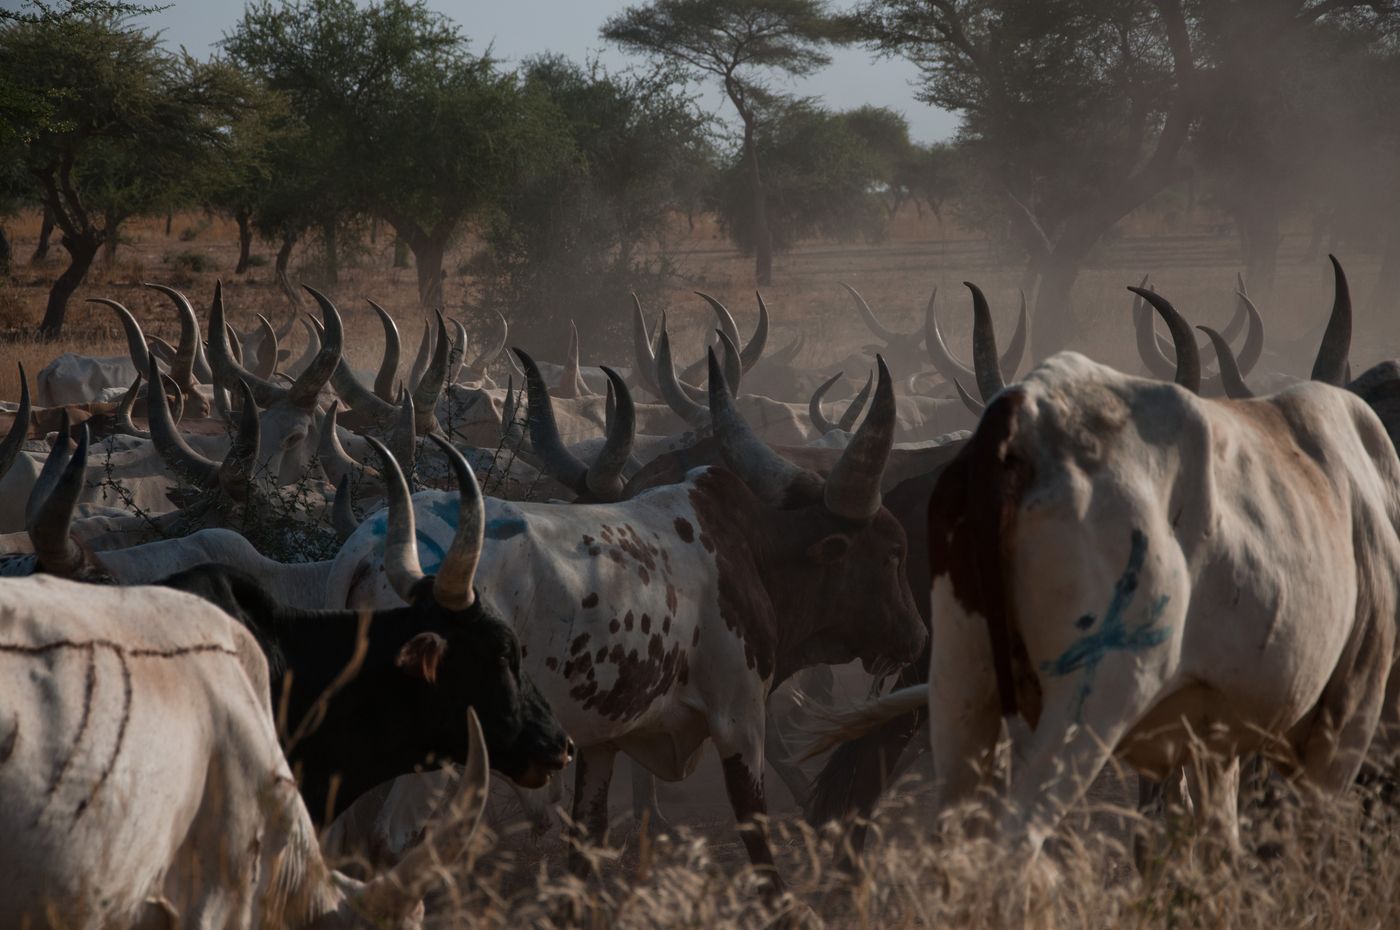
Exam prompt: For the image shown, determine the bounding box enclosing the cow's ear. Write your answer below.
[396,632,448,684]
[808,534,850,564]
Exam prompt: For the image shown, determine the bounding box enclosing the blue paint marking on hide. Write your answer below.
[364,493,461,576]
[485,516,527,540]
[1039,529,1171,722]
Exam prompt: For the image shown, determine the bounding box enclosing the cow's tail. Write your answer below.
[796,684,930,761]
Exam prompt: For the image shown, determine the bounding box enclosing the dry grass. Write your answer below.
[401,763,1400,929]
[3,205,1396,406]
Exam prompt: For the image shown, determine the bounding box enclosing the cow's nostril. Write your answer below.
[564,737,576,762]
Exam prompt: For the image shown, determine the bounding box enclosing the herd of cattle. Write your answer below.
[1,257,1398,927]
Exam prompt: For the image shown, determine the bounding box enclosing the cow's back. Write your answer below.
[0,576,300,929]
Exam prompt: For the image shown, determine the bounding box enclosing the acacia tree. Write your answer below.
[711,99,891,253]
[603,0,846,285]
[0,9,238,337]
[227,0,567,306]
[853,0,1198,356]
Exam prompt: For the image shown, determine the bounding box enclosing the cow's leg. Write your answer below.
[764,723,811,809]
[628,761,671,834]
[712,719,784,893]
[927,583,1002,821]
[568,745,617,877]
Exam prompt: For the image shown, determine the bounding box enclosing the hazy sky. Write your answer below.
[87,0,960,142]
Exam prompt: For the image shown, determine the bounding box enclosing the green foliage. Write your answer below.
[476,56,711,358]
[711,100,890,254]
[226,0,572,303]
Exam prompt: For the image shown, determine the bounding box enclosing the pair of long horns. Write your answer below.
[1133,275,1263,393]
[633,292,769,400]
[1133,255,1352,399]
[333,305,462,434]
[146,354,262,498]
[208,280,343,410]
[711,348,896,521]
[513,347,635,502]
[918,284,1030,401]
[90,284,212,417]
[656,325,742,428]
[809,371,872,435]
[373,431,484,612]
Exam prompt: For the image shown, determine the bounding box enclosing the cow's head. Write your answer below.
[206,280,343,485]
[369,433,573,789]
[704,351,927,679]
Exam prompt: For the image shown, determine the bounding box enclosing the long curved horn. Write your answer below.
[1150,284,1250,366]
[1197,326,1254,399]
[30,423,89,577]
[1311,254,1352,386]
[410,311,449,434]
[284,316,321,380]
[389,389,417,487]
[143,282,209,385]
[768,333,804,367]
[838,371,874,432]
[408,318,434,392]
[332,474,359,543]
[742,292,770,374]
[207,281,289,407]
[354,707,490,922]
[146,355,220,488]
[250,314,280,381]
[116,377,148,439]
[318,400,372,486]
[286,286,343,409]
[330,347,398,426]
[695,292,743,365]
[216,379,261,500]
[426,434,484,611]
[466,309,508,374]
[999,290,1030,380]
[1128,287,1200,393]
[365,434,428,602]
[656,327,710,428]
[708,348,821,506]
[0,363,32,484]
[839,282,917,344]
[513,347,588,495]
[26,410,73,531]
[954,378,985,415]
[555,321,589,399]
[824,356,895,521]
[88,297,152,376]
[447,317,468,385]
[923,288,977,386]
[631,294,661,396]
[1131,276,1178,381]
[367,299,402,402]
[967,282,1006,402]
[808,372,844,435]
[586,367,635,501]
[716,329,742,395]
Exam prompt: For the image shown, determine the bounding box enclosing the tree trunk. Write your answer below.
[0,225,11,276]
[410,235,447,307]
[393,236,410,268]
[102,210,120,265]
[370,214,379,246]
[38,232,101,339]
[234,210,253,274]
[321,220,339,284]
[30,206,54,263]
[275,230,296,278]
[1235,200,1281,297]
[744,123,774,287]
[165,210,173,237]
[1031,252,1084,359]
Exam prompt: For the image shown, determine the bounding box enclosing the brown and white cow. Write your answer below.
[322,350,927,886]
[811,350,1400,856]
[0,573,491,930]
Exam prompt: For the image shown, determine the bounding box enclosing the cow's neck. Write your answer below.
[687,468,844,690]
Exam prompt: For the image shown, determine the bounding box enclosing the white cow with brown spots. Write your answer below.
[324,352,927,886]
[0,574,491,930]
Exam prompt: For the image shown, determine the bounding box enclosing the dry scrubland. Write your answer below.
[3,209,1399,926]
[2,205,1394,402]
